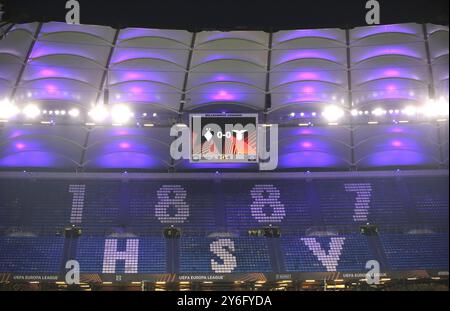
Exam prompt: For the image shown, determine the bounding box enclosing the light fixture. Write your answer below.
[0,99,20,119]
[372,108,385,116]
[322,105,344,122]
[402,106,417,116]
[23,104,41,119]
[111,104,132,124]
[88,105,109,122]
[421,97,449,117]
[68,108,80,117]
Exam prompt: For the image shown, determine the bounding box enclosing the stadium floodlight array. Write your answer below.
[0,97,448,125]
[349,97,449,119]
[321,105,345,122]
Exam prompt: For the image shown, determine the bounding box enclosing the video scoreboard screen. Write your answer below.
[190,114,258,163]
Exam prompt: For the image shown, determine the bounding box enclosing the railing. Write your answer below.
[0,224,447,237]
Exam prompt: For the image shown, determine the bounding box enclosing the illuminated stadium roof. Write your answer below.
[0,22,448,171]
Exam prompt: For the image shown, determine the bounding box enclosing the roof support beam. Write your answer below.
[346,28,357,171]
[94,28,120,106]
[0,22,14,38]
[10,22,42,100]
[422,23,446,168]
[168,33,196,172]
[78,29,120,172]
[178,32,197,120]
[422,23,436,99]
[263,32,273,124]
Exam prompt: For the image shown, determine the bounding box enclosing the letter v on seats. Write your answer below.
[301,237,346,272]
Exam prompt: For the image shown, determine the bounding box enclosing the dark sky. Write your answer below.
[1,0,449,30]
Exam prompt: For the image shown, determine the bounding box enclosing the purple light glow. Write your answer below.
[198,53,261,66]
[302,86,315,94]
[189,73,257,88]
[30,43,100,61]
[353,24,419,40]
[9,131,25,139]
[361,151,428,167]
[111,71,183,87]
[40,69,56,77]
[112,50,184,66]
[0,152,58,167]
[119,142,131,149]
[276,29,342,43]
[271,71,340,89]
[384,70,400,77]
[117,28,190,43]
[279,152,346,168]
[391,140,403,147]
[386,85,397,92]
[299,129,314,135]
[40,22,114,40]
[355,46,420,62]
[298,72,319,80]
[130,86,143,94]
[15,143,26,150]
[278,51,338,64]
[126,72,143,80]
[91,152,158,169]
[115,130,130,136]
[355,67,421,85]
[213,90,234,101]
[390,127,404,133]
[45,84,58,94]
[301,142,313,148]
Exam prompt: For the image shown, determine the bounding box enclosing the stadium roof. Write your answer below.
[0,21,448,172]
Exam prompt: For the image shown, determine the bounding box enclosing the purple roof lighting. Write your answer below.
[119,142,131,149]
[274,50,341,65]
[118,28,192,45]
[279,152,347,168]
[112,49,188,66]
[212,90,235,101]
[15,143,26,150]
[89,152,160,169]
[352,24,420,41]
[0,152,59,167]
[30,42,108,62]
[354,46,423,63]
[275,29,344,43]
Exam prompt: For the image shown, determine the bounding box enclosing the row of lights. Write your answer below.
[1,97,449,124]
[295,97,449,122]
[0,99,136,124]
[350,98,449,118]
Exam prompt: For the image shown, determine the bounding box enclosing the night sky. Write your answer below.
[1,0,449,31]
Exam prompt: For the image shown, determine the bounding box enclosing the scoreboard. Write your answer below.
[190,114,258,163]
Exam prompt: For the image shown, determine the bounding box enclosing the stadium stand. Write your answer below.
[0,173,447,278]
